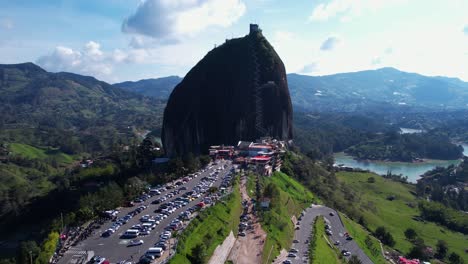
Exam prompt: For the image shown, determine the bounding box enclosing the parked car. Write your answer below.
[90,256,106,264]
[128,239,144,247]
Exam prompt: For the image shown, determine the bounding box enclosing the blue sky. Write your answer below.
[0,0,467,83]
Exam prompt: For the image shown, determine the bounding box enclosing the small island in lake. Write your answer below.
[345,131,464,162]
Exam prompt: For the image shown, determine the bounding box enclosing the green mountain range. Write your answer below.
[115,67,468,112]
[0,62,164,154]
[114,76,181,100]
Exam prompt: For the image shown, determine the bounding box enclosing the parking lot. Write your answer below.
[58,160,234,264]
[284,205,373,264]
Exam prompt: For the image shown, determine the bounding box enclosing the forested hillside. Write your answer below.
[115,76,181,100]
[0,63,165,235]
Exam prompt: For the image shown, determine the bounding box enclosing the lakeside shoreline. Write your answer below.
[333,152,462,183]
[338,152,462,165]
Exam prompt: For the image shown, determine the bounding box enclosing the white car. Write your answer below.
[128,239,144,247]
[160,234,171,240]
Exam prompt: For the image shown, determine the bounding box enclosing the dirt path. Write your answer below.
[272,249,288,264]
[228,174,267,264]
[207,231,236,264]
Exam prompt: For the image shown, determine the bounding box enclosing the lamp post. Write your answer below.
[29,251,32,264]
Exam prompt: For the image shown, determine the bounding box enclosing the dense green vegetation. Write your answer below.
[418,201,468,234]
[346,131,463,161]
[337,171,468,263]
[0,63,166,231]
[417,158,468,211]
[293,112,393,160]
[257,172,315,263]
[35,231,59,264]
[170,179,241,264]
[340,213,386,264]
[309,216,342,264]
[294,111,465,163]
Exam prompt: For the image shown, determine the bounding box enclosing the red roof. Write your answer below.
[398,257,420,264]
[249,145,272,149]
[251,156,271,161]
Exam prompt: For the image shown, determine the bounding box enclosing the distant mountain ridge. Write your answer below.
[288,67,468,112]
[114,76,182,100]
[116,67,468,112]
[0,62,164,153]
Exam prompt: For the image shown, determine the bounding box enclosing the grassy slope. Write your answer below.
[337,171,468,262]
[0,163,54,193]
[170,180,242,264]
[310,216,343,264]
[260,172,315,264]
[9,143,74,164]
[340,213,386,264]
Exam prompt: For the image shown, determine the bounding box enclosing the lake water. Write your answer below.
[334,152,462,183]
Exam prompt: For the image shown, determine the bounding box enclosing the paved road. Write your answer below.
[288,205,374,264]
[58,160,233,264]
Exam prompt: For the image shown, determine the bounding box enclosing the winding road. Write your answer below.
[289,204,374,264]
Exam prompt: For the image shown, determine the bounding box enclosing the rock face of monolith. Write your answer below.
[162,25,293,157]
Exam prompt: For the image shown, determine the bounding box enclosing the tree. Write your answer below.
[407,237,431,261]
[35,232,59,264]
[199,155,211,167]
[404,228,417,240]
[374,226,395,247]
[168,157,185,177]
[136,137,155,168]
[17,241,40,264]
[263,183,280,198]
[435,240,448,259]
[348,255,362,264]
[190,243,207,264]
[448,252,463,264]
[367,177,376,183]
[183,152,200,173]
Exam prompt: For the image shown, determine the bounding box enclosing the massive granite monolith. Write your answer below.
[162,25,293,157]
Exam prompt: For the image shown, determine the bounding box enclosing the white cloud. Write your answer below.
[122,0,246,42]
[309,0,406,22]
[300,63,319,74]
[320,36,340,51]
[84,41,103,58]
[36,41,148,81]
[35,39,210,82]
